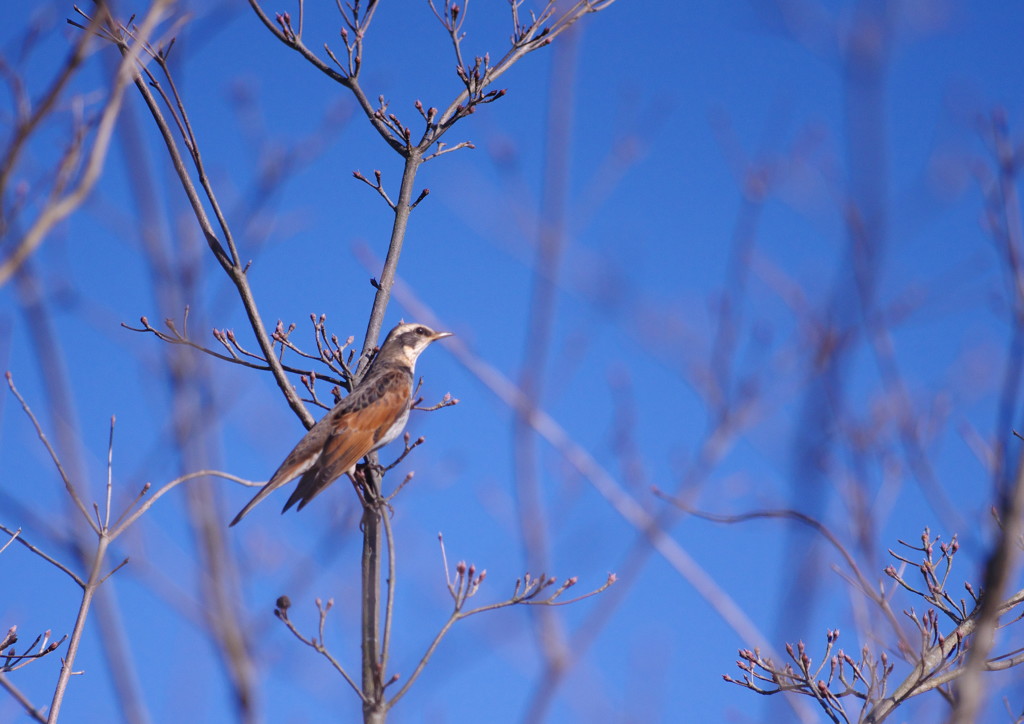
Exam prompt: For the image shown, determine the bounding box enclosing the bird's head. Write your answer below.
[379,322,453,364]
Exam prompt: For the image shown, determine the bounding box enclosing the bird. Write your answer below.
[229,322,452,526]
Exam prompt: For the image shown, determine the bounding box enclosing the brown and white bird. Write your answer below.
[229,322,452,526]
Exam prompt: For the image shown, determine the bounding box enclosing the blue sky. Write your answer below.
[3,1,1024,722]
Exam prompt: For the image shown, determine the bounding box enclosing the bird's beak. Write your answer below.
[431,331,454,341]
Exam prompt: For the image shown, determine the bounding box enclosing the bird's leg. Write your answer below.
[355,462,396,519]
[355,462,390,508]
[357,463,373,493]
[350,467,374,532]
[349,466,369,505]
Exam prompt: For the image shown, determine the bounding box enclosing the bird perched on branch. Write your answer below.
[230,322,453,526]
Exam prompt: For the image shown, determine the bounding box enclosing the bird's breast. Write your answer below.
[353,364,414,451]
[374,408,410,450]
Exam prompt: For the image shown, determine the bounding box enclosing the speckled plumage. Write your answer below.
[229,323,451,526]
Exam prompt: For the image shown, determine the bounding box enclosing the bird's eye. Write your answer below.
[416,326,429,336]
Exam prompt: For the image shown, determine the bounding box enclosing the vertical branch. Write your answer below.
[354,150,423,721]
[359,481,385,723]
[948,116,1024,723]
[47,535,110,724]
[358,152,424,363]
[987,110,1024,494]
[513,24,578,673]
[777,0,890,665]
[379,505,397,680]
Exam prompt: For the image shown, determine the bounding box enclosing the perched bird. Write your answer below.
[230,322,452,526]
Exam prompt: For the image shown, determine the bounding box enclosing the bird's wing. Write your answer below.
[283,371,412,513]
[228,415,332,527]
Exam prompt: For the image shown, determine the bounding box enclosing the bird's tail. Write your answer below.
[230,478,285,526]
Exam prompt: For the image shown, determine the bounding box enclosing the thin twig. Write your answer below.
[104,416,114,529]
[652,492,911,656]
[111,470,258,539]
[388,559,614,708]
[6,372,97,534]
[121,316,346,387]
[274,600,365,701]
[0,674,47,723]
[379,505,396,677]
[0,523,84,588]
[0,527,21,555]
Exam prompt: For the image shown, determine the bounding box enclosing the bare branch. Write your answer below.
[121,315,347,388]
[0,673,47,723]
[0,527,21,556]
[273,597,365,701]
[6,372,97,534]
[352,169,396,210]
[387,532,615,708]
[0,523,84,588]
[110,470,259,539]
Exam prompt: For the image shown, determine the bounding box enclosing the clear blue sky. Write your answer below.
[3,1,1024,722]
